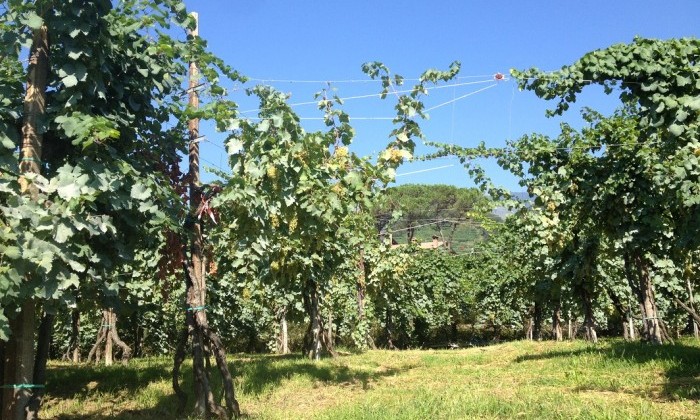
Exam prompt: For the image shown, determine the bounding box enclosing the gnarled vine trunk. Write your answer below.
[524,317,533,340]
[87,309,131,366]
[625,253,671,344]
[567,313,574,340]
[173,242,239,418]
[552,300,563,341]
[2,303,36,420]
[277,306,290,355]
[302,279,337,360]
[25,313,54,420]
[356,250,375,349]
[62,308,81,362]
[385,311,396,349]
[605,286,635,341]
[685,276,699,338]
[532,301,543,341]
[580,287,598,343]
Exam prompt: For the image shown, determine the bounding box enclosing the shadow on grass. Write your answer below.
[45,352,412,419]
[513,340,700,401]
[47,359,171,399]
[45,357,179,419]
[234,353,411,396]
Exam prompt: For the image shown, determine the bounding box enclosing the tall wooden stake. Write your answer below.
[172,13,239,417]
[185,12,208,416]
[2,25,48,420]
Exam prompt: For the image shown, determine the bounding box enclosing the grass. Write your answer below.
[41,339,700,419]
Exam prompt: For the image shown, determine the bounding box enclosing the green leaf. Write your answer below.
[62,75,78,87]
[130,183,151,200]
[669,124,684,137]
[227,138,244,155]
[25,12,43,30]
[1,135,15,149]
[68,259,86,273]
[54,223,73,243]
[67,50,83,60]
[256,119,270,133]
[57,183,81,200]
[1,245,21,259]
[0,312,9,341]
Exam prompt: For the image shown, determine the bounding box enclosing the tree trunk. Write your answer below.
[62,308,81,362]
[104,310,114,366]
[302,279,337,360]
[3,23,49,420]
[0,338,4,411]
[628,312,636,340]
[533,302,542,341]
[686,277,699,338]
[326,310,333,350]
[627,254,669,344]
[87,317,107,364]
[2,302,36,420]
[25,313,54,420]
[605,286,633,341]
[87,309,131,366]
[277,307,289,355]
[170,14,239,418]
[131,312,142,358]
[552,300,563,341]
[581,288,598,343]
[173,241,239,418]
[172,326,189,415]
[356,250,375,349]
[109,312,132,365]
[386,311,396,349]
[673,296,700,327]
[309,283,322,361]
[201,325,240,417]
[524,316,533,340]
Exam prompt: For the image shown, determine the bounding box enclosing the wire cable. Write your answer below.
[245,73,504,84]
[395,164,455,177]
[424,84,499,112]
[239,78,498,114]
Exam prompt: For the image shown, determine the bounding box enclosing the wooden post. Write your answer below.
[104,310,113,367]
[185,12,209,416]
[188,12,203,305]
[2,24,48,420]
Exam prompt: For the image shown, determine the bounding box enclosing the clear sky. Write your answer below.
[185,0,700,191]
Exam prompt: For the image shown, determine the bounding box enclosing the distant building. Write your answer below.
[419,235,446,249]
[391,235,448,250]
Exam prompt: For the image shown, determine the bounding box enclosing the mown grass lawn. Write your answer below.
[42,339,700,419]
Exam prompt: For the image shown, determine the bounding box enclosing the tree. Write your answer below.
[433,38,700,345]
[375,184,486,248]
[213,62,462,360]
[0,1,240,417]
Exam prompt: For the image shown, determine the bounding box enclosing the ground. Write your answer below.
[42,339,700,419]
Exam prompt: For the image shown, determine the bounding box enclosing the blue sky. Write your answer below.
[185,0,700,191]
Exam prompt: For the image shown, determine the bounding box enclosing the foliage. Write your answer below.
[374,183,488,249]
